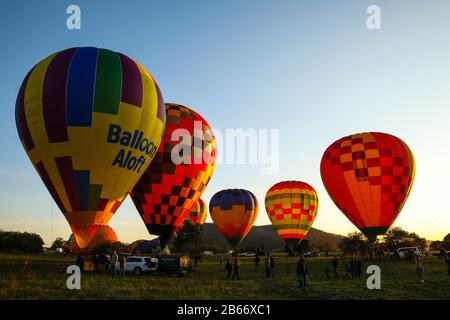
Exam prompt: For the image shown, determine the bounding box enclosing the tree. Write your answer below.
[429,241,443,251]
[338,232,370,256]
[0,230,44,254]
[173,220,203,257]
[319,242,338,256]
[50,237,67,250]
[384,227,427,252]
[443,233,450,250]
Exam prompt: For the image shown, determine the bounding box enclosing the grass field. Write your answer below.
[0,253,449,300]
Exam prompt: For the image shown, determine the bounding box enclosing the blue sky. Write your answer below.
[1,0,449,245]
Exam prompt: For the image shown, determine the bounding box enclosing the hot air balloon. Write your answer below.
[320,132,415,242]
[130,103,216,248]
[265,181,318,249]
[68,225,118,255]
[186,198,208,225]
[15,47,166,248]
[176,198,208,233]
[130,238,162,254]
[209,189,258,247]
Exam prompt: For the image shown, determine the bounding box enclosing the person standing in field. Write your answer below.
[231,257,241,280]
[111,250,119,279]
[265,254,271,277]
[254,255,260,272]
[415,255,425,283]
[119,254,126,278]
[445,252,450,277]
[225,258,232,279]
[332,256,339,278]
[76,255,84,272]
[354,259,362,279]
[23,256,29,273]
[269,255,275,277]
[296,255,309,290]
[325,264,330,279]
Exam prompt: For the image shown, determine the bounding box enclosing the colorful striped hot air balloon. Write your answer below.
[209,189,258,247]
[130,103,216,248]
[265,181,319,249]
[186,198,208,225]
[320,132,415,242]
[15,47,166,248]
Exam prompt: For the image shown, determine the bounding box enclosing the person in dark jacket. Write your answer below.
[355,259,363,279]
[265,254,271,277]
[76,256,84,272]
[332,256,339,278]
[231,257,241,280]
[225,258,232,279]
[255,255,260,272]
[269,255,275,277]
[296,255,309,289]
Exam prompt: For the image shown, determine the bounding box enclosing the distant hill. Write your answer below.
[201,223,343,250]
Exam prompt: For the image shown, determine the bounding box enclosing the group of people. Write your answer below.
[225,256,241,280]
[254,254,275,277]
[223,253,310,290]
[109,250,127,279]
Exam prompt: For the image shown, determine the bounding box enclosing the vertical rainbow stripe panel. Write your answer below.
[15,47,166,248]
[265,181,319,248]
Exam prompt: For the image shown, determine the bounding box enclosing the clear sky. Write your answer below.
[1,0,449,245]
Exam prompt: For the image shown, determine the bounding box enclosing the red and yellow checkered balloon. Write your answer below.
[265,181,318,248]
[320,132,415,242]
[130,104,216,248]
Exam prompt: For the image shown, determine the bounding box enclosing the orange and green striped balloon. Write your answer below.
[15,47,166,248]
[265,181,319,248]
[187,198,208,225]
[320,132,415,242]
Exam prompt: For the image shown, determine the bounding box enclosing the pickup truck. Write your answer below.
[157,255,192,277]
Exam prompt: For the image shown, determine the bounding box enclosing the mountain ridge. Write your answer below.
[201,223,343,250]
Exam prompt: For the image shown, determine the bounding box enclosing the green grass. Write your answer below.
[0,253,449,299]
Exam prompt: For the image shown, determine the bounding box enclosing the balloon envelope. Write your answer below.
[68,225,118,255]
[130,103,216,248]
[265,181,318,248]
[187,198,208,225]
[15,47,165,248]
[320,132,415,242]
[130,238,162,254]
[209,189,258,247]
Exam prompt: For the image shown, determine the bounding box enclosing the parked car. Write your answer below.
[397,247,420,259]
[304,251,320,257]
[125,256,158,275]
[157,255,192,277]
[239,252,256,257]
[202,250,214,256]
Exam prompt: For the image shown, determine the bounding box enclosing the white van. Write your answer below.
[397,247,420,259]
